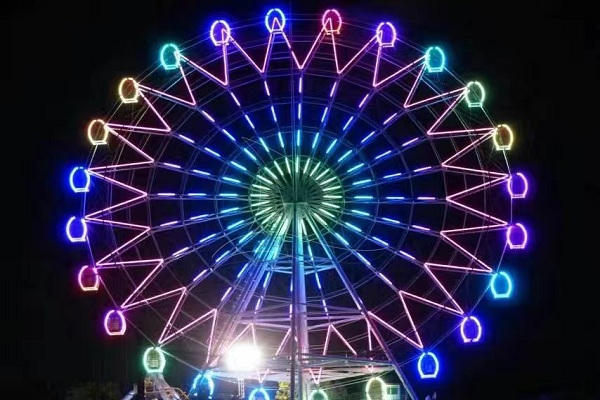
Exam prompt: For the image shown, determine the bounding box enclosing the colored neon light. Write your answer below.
[361,131,375,144]
[460,316,483,343]
[343,116,354,131]
[309,389,329,400]
[265,8,285,32]
[359,93,369,108]
[160,43,181,70]
[465,81,485,107]
[245,114,256,129]
[425,46,445,73]
[417,351,440,379]
[402,137,418,147]
[87,119,109,146]
[321,9,342,34]
[179,134,194,144]
[507,223,528,249]
[77,265,99,291]
[412,224,430,231]
[383,112,397,125]
[143,346,166,373]
[372,236,388,246]
[249,387,270,400]
[210,20,232,46]
[191,371,215,398]
[493,124,515,150]
[103,310,126,336]
[508,172,529,198]
[205,147,221,158]
[118,77,140,103]
[69,167,90,193]
[376,22,397,47]
[490,271,513,299]
[365,377,387,400]
[66,217,87,242]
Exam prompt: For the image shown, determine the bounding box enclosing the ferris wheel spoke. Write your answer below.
[332,32,378,76]
[83,171,148,219]
[313,79,341,157]
[194,104,267,163]
[338,164,439,190]
[303,239,332,320]
[437,233,496,273]
[157,161,258,193]
[330,88,473,172]
[282,25,327,70]
[338,209,438,238]
[168,106,265,179]
[150,192,250,202]
[213,85,282,166]
[133,89,271,181]
[220,34,301,166]
[345,196,444,206]
[306,214,424,355]
[330,144,402,183]
[187,218,286,298]
[206,232,289,358]
[252,232,289,316]
[311,210,464,318]
[305,216,397,295]
[94,258,168,310]
[329,113,408,169]
[137,65,196,107]
[159,307,218,346]
[122,287,186,312]
[328,218,465,318]
[94,230,151,265]
[444,177,510,226]
[373,49,426,89]
[179,46,229,86]
[154,209,252,232]
[230,32,276,75]
[250,267,275,316]
[310,30,376,156]
[107,92,171,133]
[261,78,287,159]
[158,220,255,270]
[317,55,426,166]
[446,199,508,227]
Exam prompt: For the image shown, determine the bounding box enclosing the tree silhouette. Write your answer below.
[65,382,121,400]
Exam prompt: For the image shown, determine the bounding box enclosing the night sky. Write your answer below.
[7,0,599,398]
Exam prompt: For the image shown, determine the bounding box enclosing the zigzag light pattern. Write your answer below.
[68,8,528,387]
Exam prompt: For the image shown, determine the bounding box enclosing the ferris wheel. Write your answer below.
[66,8,529,400]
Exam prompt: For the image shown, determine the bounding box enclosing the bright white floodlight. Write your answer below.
[225,343,261,371]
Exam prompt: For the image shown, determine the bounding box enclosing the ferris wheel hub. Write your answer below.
[249,156,344,236]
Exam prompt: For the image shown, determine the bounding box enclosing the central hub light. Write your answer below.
[249,156,344,236]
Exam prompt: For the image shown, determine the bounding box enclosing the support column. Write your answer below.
[290,204,308,399]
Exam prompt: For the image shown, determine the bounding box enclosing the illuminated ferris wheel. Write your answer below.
[66,8,529,400]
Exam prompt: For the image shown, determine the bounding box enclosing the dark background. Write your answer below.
[5,0,599,398]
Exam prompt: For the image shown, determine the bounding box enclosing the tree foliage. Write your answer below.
[275,381,290,400]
